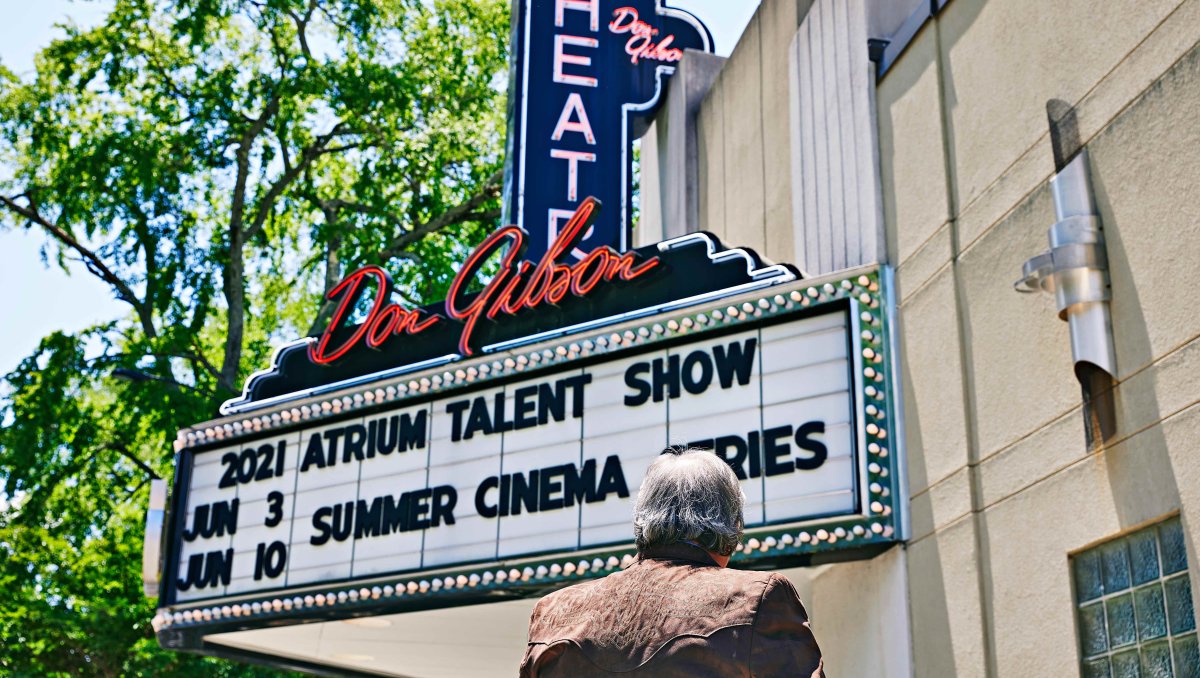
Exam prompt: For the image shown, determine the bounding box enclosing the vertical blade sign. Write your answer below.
[505,0,713,261]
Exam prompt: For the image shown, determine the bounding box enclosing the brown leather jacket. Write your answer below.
[520,543,825,677]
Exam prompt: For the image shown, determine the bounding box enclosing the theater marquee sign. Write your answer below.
[152,200,905,642]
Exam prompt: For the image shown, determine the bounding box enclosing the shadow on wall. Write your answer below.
[873,0,992,671]
[895,367,961,677]
[875,12,964,676]
[1085,42,1199,530]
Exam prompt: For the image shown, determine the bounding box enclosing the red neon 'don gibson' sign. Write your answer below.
[309,199,660,364]
[609,7,685,65]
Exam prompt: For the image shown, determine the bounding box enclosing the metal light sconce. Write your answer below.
[1015,148,1115,376]
[1015,102,1117,445]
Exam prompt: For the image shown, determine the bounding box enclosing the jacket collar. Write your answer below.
[638,541,721,567]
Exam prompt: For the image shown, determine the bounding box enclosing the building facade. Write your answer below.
[149,0,1200,675]
[638,0,1200,675]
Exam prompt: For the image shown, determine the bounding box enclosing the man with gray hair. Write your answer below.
[520,447,825,677]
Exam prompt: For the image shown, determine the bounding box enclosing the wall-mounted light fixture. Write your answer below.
[1015,102,1116,445]
[1015,147,1115,376]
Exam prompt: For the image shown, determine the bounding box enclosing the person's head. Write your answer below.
[633,446,745,558]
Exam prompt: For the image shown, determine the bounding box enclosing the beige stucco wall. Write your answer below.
[875,0,1200,675]
[780,546,913,676]
[695,0,812,258]
[681,0,1200,675]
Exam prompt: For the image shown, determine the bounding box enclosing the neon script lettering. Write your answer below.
[446,198,659,356]
[310,199,660,365]
[309,266,442,365]
[609,7,683,65]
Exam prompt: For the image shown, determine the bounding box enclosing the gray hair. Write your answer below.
[633,447,745,556]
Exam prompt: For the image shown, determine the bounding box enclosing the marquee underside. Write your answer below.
[197,564,826,678]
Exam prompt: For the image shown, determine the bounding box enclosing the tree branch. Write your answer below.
[275,125,293,176]
[242,122,354,243]
[377,169,503,261]
[101,443,160,480]
[229,97,280,238]
[0,194,156,339]
[287,0,318,61]
[188,346,223,386]
[222,94,281,387]
[316,197,404,224]
[304,202,345,337]
[318,142,361,155]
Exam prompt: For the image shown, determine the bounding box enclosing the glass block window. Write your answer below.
[1074,517,1198,678]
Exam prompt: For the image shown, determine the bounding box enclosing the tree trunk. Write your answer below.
[221,233,245,389]
[324,233,342,295]
[306,227,342,337]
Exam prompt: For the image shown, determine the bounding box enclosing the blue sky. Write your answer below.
[0,0,760,376]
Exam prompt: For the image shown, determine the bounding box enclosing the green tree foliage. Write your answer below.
[0,0,510,674]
